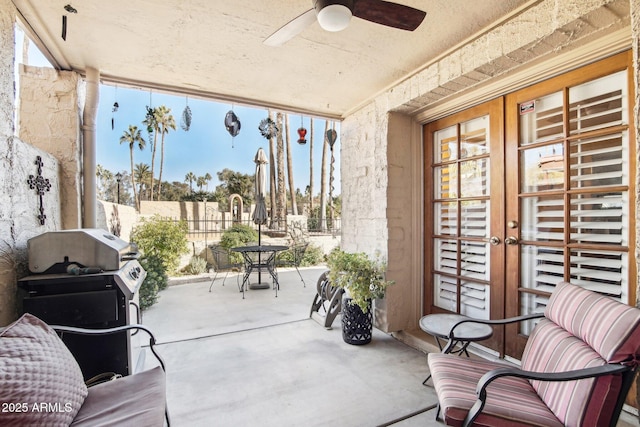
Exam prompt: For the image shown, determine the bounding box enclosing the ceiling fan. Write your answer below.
[264,0,427,46]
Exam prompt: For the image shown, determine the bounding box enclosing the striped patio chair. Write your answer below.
[428,281,640,427]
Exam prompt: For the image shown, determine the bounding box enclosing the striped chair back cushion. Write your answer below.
[521,282,640,426]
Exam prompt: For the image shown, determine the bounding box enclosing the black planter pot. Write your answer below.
[341,295,372,345]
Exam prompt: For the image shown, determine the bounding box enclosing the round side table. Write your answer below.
[420,313,493,385]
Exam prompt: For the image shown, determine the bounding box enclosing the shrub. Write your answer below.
[219,224,258,249]
[130,215,189,275]
[219,224,258,263]
[139,254,168,310]
[184,256,208,275]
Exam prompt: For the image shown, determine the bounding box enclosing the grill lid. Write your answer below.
[28,229,139,274]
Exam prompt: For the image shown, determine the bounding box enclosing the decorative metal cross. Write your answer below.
[27,156,52,225]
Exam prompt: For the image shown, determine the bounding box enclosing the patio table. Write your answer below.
[232,245,288,297]
[420,313,493,385]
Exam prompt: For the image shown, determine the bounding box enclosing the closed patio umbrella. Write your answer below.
[252,148,269,287]
[253,147,268,244]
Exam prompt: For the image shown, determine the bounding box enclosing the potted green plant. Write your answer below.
[326,248,394,345]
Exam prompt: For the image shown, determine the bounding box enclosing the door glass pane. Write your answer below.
[570,192,627,245]
[433,273,457,312]
[570,133,625,189]
[461,281,490,319]
[460,200,488,238]
[519,92,563,145]
[460,159,488,197]
[569,71,627,134]
[570,250,626,300]
[460,241,489,280]
[520,245,564,294]
[434,164,457,199]
[434,202,458,235]
[433,238,457,274]
[433,125,458,163]
[521,195,564,242]
[521,143,564,192]
[460,116,489,158]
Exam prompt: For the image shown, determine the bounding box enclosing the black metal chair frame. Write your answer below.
[51,323,170,427]
[208,245,242,293]
[276,242,308,287]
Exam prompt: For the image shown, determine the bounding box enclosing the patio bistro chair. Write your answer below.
[275,242,309,287]
[428,281,640,427]
[208,245,242,293]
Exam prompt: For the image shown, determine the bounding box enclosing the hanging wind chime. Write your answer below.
[181,97,192,131]
[297,115,307,145]
[224,107,241,147]
[258,116,279,140]
[111,85,119,130]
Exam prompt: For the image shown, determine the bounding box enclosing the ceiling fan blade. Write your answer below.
[264,8,317,46]
[353,0,426,31]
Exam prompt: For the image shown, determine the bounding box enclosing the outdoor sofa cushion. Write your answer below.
[71,365,165,426]
[0,313,89,426]
[428,282,640,427]
[0,313,166,426]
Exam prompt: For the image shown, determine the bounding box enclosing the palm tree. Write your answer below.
[119,125,146,210]
[155,105,176,199]
[268,111,277,228]
[285,114,297,215]
[276,112,286,225]
[197,176,206,192]
[203,172,212,191]
[134,163,152,202]
[185,172,196,193]
[142,106,158,201]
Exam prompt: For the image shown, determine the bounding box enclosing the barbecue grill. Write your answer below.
[18,229,146,380]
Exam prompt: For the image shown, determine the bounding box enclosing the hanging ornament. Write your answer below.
[259,117,279,140]
[297,115,307,145]
[181,97,192,131]
[224,110,241,137]
[326,129,337,148]
[297,127,307,145]
[111,85,119,130]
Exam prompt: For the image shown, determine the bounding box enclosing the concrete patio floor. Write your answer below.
[142,266,442,427]
[141,266,640,427]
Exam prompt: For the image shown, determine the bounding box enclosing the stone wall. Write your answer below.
[18,65,83,230]
[96,201,138,242]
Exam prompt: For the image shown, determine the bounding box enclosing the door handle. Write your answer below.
[504,236,519,245]
[489,236,501,246]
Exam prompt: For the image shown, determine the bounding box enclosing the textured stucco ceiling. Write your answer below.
[13,0,533,119]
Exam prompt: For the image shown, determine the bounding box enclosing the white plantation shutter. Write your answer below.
[519,70,629,315]
[432,117,491,319]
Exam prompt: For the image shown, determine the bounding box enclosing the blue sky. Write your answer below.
[97,85,341,194]
[15,27,340,196]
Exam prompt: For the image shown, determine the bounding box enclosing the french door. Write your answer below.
[504,51,635,358]
[424,51,635,358]
[424,98,505,352]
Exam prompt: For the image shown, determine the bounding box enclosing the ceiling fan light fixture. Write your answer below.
[317,4,352,32]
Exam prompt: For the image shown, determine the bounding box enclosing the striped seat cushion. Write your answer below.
[519,282,640,426]
[544,282,640,364]
[428,353,563,427]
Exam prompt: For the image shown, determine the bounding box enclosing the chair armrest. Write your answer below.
[462,363,630,427]
[50,324,166,373]
[448,312,544,340]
